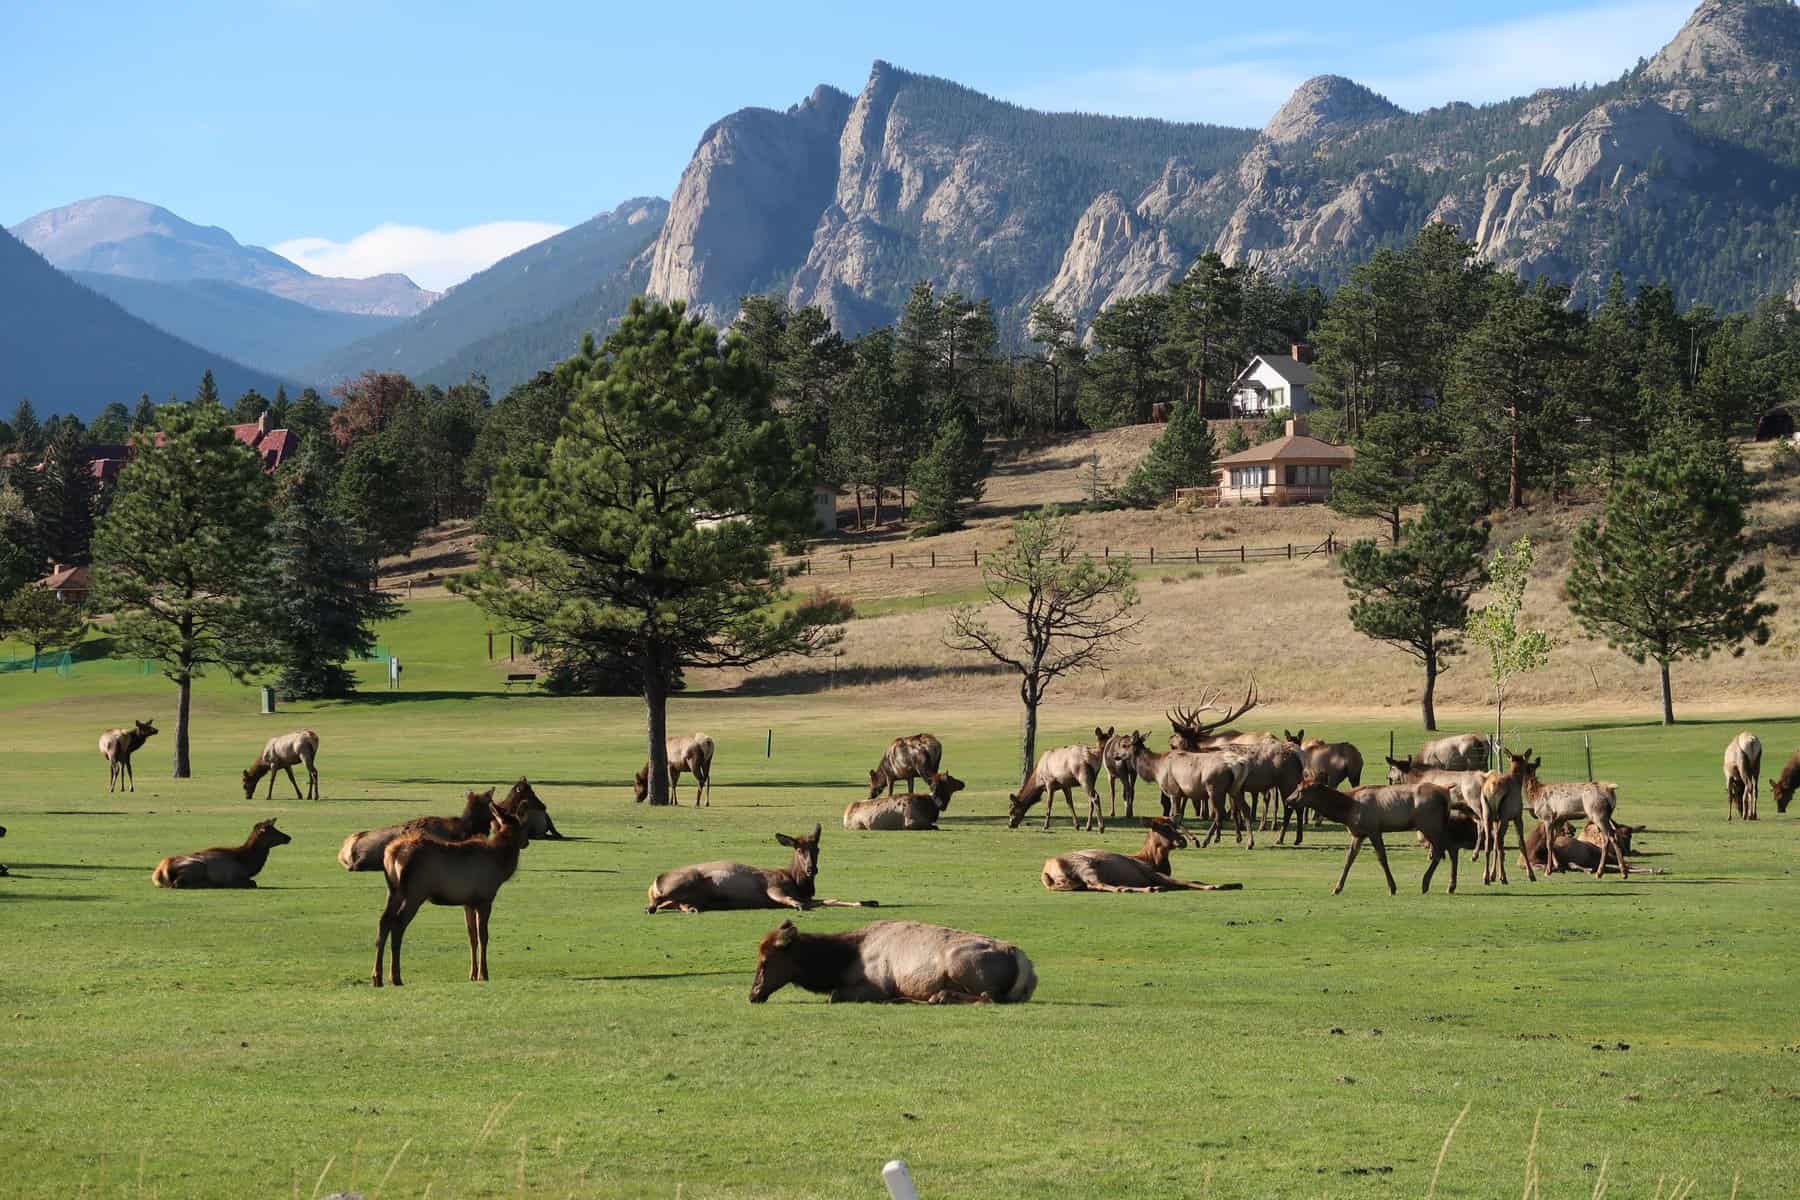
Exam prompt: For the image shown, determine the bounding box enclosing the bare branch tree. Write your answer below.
[945,508,1140,782]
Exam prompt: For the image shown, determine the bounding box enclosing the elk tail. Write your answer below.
[1000,948,1038,1004]
[337,833,365,871]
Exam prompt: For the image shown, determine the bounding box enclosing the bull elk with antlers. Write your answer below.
[1167,680,1274,752]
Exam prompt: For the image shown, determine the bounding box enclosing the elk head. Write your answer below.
[1774,772,1794,814]
[631,765,650,802]
[750,919,801,1003]
[1384,755,1415,784]
[1284,729,1305,745]
[925,772,964,813]
[1169,679,1259,748]
[867,769,885,799]
[1006,789,1036,829]
[250,818,292,849]
[775,825,823,880]
[1144,815,1188,849]
[134,719,159,743]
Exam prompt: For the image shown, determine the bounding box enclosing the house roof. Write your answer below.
[1233,353,1320,390]
[40,564,91,591]
[1215,433,1355,466]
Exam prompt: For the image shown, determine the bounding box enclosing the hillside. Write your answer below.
[305,198,667,391]
[0,227,291,419]
[648,0,1800,336]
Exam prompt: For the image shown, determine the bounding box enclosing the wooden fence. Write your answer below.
[777,534,1339,576]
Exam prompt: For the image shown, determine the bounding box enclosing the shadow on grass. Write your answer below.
[728,662,1010,697]
[21,861,149,872]
[532,867,618,875]
[320,690,535,705]
[573,969,741,982]
[41,810,132,816]
[0,889,107,901]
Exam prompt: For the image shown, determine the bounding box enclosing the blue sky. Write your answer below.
[3,0,1694,289]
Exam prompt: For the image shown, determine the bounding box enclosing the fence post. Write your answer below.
[846,554,853,572]
[1287,543,1292,560]
[1240,545,1246,563]
[1194,547,1199,563]
[973,549,978,567]
[890,552,894,568]
[1585,735,1593,782]
[1104,546,1109,560]
[931,551,936,568]
[1149,546,1155,565]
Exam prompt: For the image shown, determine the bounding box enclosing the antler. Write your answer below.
[1189,678,1259,736]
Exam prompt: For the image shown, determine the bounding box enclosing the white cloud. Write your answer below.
[272,220,566,291]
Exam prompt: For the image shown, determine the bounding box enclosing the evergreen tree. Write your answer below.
[231,388,269,424]
[1567,432,1775,725]
[1328,409,1439,546]
[263,442,397,699]
[287,388,335,448]
[1079,294,1168,427]
[1222,422,1251,454]
[2,584,83,671]
[1340,482,1489,730]
[908,406,987,534]
[91,402,274,777]
[466,370,577,498]
[1028,301,1083,432]
[453,298,848,805]
[1119,399,1216,508]
[333,429,432,556]
[33,418,98,566]
[130,395,158,432]
[90,402,131,443]
[0,483,34,598]
[1157,251,1244,415]
[10,399,43,457]
[194,370,221,410]
[269,385,290,429]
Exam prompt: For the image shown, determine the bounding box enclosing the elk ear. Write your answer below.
[772,921,798,947]
[810,823,822,842]
[775,833,797,847]
[1522,747,1533,762]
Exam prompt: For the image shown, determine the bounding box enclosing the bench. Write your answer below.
[503,672,538,691]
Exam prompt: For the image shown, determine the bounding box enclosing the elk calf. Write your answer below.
[749,919,1036,1005]
[99,720,158,793]
[868,734,943,796]
[152,818,291,888]
[372,804,530,987]
[243,729,320,801]
[844,772,963,830]
[646,824,876,913]
[1520,756,1627,877]
[1041,817,1241,892]
[1095,726,1139,819]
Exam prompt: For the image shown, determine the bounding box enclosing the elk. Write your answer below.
[868,734,943,796]
[633,733,715,805]
[1282,774,1460,895]
[1519,756,1628,878]
[1384,756,1490,855]
[1233,740,1307,835]
[1518,821,1640,875]
[1471,750,1535,885]
[495,777,562,839]
[646,824,877,913]
[1724,732,1762,821]
[749,919,1036,1005]
[1416,733,1491,772]
[1041,817,1243,893]
[1167,680,1274,751]
[1008,743,1105,831]
[371,804,531,987]
[1124,731,1251,847]
[0,824,8,877]
[98,720,157,793]
[1283,730,1364,787]
[339,789,497,871]
[1772,749,1799,814]
[243,729,320,801]
[152,818,291,888]
[844,772,963,830]
[1095,726,1138,819]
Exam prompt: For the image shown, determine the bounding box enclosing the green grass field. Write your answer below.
[1,599,1796,1198]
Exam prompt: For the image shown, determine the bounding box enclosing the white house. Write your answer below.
[1228,346,1319,417]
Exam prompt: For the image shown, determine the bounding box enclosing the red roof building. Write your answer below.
[38,563,92,603]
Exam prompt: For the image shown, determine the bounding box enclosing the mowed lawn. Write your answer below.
[0,601,1796,1198]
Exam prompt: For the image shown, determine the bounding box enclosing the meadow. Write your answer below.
[1,596,1796,1199]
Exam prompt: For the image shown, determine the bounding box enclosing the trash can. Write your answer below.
[260,686,276,714]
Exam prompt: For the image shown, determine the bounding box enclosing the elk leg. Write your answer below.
[1514,814,1534,882]
[1333,836,1364,894]
[814,897,879,908]
[474,900,492,981]
[1369,834,1398,895]
[1064,785,1080,831]
[926,988,993,1005]
[1086,781,1103,833]
[285,765,304,801]
[126,757,136,792]
[464,906,480,980]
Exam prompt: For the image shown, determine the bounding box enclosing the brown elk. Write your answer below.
[1416,733,1491,772]
[1283,730,1364,787]
[152,818,291,888]
[1470,750,1535,885]
[1385,755,1490,856]
[338,789,497,871]
[1041,817,1243,893]
[1282,773,1460,895]
[1724,732,1762,821]
[243,729,320,801]
[868,734,943,796]
[645,824,877,913]
[1518,821,1640,875]
[99,720,157,793]
[1232,740,1307,836]
[1167,680,1274,751]
[371,804,531,987]
[1008,744,1105,831]
[1519,756,1628,878]
[494,777,562,839]
[1094,726,1141,819]
[749,919,1036,1005]
[633,733,715,805]
[1124,731,1252,847]
[1772,749,1799,814]
[844,772,963,830]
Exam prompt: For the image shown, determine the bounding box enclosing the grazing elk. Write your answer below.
[868,734,943,796]
[1167,680,1275,751]
[339,789,497,871]
[1772,749,1799,814]
[372,804,531,987]
[1233,740,1307,835]
[99,720,157,793]
[1416,733,1492,772]
[645,824,876,913]
[1095,726,1138,819]
[1283,773,1460,895]
[1519,756,1628,878]
[844,772,963,830]
[495,777,562,839]
[1040,817,1243,893]
[1724,732,1762,821]
[243,729,320,801]
[749,919,1036,1005]
[152,818,291,888]
[1124,732,1251,847]
[633,733,715,805]
[1008,743,1106,832]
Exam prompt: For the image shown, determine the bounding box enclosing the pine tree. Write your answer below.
[1119,399,1215,508]
[90,403,131,443]
[1328,409,1439,546]
[1567,432,1775,725]
[909,406,987,534]
[194,370,221,410]
[10,400,43,456]
[1079,294,1167,428]
[2,584,83,671]
[130,395,158,432]
[263,442,397,699]
[91,402,274,777]
[33,418,98,567]
[0,482,34,598]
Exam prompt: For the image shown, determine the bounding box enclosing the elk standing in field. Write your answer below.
[243,729,320,801]
[1284,731,1365,789]
[1040,817,1243,892]
[1385,755,1491,858]
[1519,756,1628,877]
[844,772,963,830]
[1008,743,1106,832]
[339,789,497,871]
[99,720,157,793]
[868,734,942,796]
[645,824,877,913]
[633,733,715,805]
[1124,732,1251,847]
[152,818,291,888]
[1724,732,1762,821]
[1416,733,1492,772]
[1283,774,1460,895]
[749,919,1036,1005]
[1232,740,1307,837]
[1095,726,1138,819]
[1771,749,1799,814]
[1470,750,1535,885]
[371,804,530,987]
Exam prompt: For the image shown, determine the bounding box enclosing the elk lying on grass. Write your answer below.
[1095,726,1138,819]
[1040,817,1242,892]
[646,824,876,913]
[1772,749,1799,814]
[99,720,157,793]
[243,729,320,801]
[152,818,291,888]
[633,733,715,805]
[1724,731,1762,821]
[372,804,530,986]
[868,734,943,796]
[1008,744,1105,832]
[844,772,963,830]
[339,789,497,871]
[1416,733,1491,772]
[1517,821,1640,875]
[1125,731,1251,847]
[1283,774,1459,895]
[749,919,1036,1004]
[1520,757,1628,878]
[495,777,561,839]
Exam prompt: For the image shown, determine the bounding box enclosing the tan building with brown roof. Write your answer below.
[1214,416,1354,506]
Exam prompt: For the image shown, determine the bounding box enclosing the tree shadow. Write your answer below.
[40,810,132,816]
[572,969,741,982]
[0,890,107,901]
[20,861,149,872]
[728,662,1009,697]
[324,690,550,705]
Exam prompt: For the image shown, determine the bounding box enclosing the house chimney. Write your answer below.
[1290,342,1315,364]
[1285,415,1309,438]
[257,411,271,435]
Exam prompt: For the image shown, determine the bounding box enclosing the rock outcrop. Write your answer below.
[1645,0,1800,86]
[1260,75,1403,145]
[1038,192,1184,330]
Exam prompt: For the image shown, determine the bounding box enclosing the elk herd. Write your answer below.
[5,701,1785,1005]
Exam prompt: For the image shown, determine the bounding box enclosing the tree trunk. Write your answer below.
[1659,658,1674,726]
[873,485,883,528]
[852,486,864,531]
[1509,429,1522,509]
[1421,653,1438,732]
[1019,683,1039,787]
[30,641,40,673]
[644,664,671,805]
[174,670,193,778]
[1388,507,1402,547]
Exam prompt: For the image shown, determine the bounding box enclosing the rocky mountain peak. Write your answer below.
[1645,0,1800,85]
[1261,75,1403,144]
